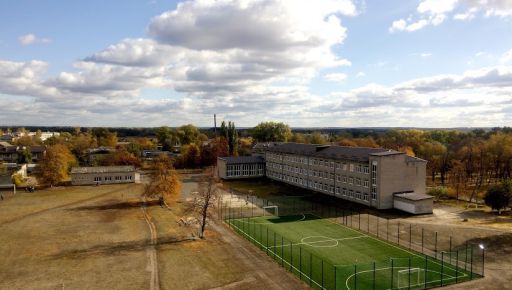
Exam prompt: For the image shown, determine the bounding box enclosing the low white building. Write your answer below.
[71,166,139,186]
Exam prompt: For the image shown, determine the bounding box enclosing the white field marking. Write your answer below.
[311,214,463,274]
[344,266,468,290]
[228,221,327,290]
[266,234,367,250]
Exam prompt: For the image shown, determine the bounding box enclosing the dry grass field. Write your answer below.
[0,179,307,290]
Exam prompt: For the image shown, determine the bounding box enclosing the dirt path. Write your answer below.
[141,197,160,290]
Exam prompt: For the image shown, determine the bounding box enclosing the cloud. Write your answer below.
[18,34,51,45]
[390,0,512,32]
[324,73,347,82]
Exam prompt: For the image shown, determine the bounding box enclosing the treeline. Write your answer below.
[249,122,512,202]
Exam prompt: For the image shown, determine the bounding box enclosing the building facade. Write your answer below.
[217,156,265,179]
[71,166,138,186]
[265,143,429,213]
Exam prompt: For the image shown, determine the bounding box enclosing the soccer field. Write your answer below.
[227,214,477,290]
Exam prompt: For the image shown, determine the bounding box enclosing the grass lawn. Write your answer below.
[228,214,479,290]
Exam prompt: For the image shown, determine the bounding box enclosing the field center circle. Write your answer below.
[301,236,338,247]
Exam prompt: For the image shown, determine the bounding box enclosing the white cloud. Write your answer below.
[356,71,366,77]
[390,0,512,32]
[501,49,512,63]
[18,34,51,45]
[324,73,347,82]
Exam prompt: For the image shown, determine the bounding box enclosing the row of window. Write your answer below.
[266,153,370,174]
[226,164,264,177]
[267,171,374,202]
[267,162,369,188]
[92,175,132,182]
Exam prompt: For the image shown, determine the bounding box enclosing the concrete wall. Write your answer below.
[217,158,227,179]
[394,197,433,214]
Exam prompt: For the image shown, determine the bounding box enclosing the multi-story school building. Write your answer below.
[218,143,432,214]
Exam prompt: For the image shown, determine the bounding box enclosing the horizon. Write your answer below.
[1,0,511,127]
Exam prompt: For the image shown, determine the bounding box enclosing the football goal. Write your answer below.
[397,268,425,289]
[263,205,278,217]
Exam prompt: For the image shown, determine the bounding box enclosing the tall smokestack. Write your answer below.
[214,114,217,136]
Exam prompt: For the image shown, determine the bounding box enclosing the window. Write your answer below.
[342,163,348,171]
[349,163,354,172]
[342,176,347,183]
[336,163,340,169]
[330,162,334,169]
[363,166,369,174]
[348,177,354,185]
[363,179,369,188]
[371,187,377,200]
[355,178,361,186]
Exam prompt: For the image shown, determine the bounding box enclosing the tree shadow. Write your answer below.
[68,199,160,211]
[49,236,198,260]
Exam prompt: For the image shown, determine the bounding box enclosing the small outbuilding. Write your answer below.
[393,192,434,214]
[217,156,265,179]
[71,166,139,186]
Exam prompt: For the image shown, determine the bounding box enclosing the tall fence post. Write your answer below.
[373,261,376,290]
[321,260,324,290]
[354,264,357,290]
[398,221,400,245]
[464,241,468,271]
[281,236,284,266]
[290,242,293,271]
[408,257,411,290]
[409,224,412,249]
[377,216,379,237]
[309,253,313,287]
[266,227,269,255]
[421,228,424,253]
[358,210,361,230]
[424,255,428,289]
[441,252,444,286]
[334,266,337,290]
[470,245,473,280]
[387,218,389,241]
[435,232,438,259]
[456,250,459,283]
[299,247,302,280]
[449,236,452,263]
[390,259,394,290]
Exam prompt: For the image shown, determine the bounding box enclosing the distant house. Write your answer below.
[0,142,18,163]
[217,156,266,179]
[85,147,115,164]
[70,166,139,186]
[0,142,46,164]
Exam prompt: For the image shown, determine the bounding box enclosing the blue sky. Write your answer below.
[1,0,511,127]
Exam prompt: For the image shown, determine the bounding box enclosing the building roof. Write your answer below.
[405,155,427,163]
[30,146,46,153]
[314,146,397,162]
[218,156,265,164]
[71,166,135,174]
[267,143,401,162]
[394,192,433,201]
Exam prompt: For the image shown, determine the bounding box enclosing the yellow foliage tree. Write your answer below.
[144,154,181,203]
[36,144,77,187]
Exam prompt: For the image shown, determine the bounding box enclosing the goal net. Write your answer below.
[263,205,278,217]
[397,268,424,288]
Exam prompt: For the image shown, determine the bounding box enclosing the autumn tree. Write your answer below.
[176,124,200,145]
[36,144,77,187]
[484,180,512,214]
[309,132,328,144]
[200,137,229,166]
[186,168,219,238]
[143,154,181,203]
[180,144,202,168]
[250,121,292,142]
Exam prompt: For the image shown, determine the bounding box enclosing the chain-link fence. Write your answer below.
[218,192,484,290]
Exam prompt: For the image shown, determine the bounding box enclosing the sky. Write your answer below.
[0,0,511,128]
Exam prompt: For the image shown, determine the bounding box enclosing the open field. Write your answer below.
[0,177,308,290]
[228,213,477,290]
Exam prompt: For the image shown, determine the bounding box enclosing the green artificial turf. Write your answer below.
[227,214,478,290]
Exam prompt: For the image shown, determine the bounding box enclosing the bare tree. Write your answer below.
[187,167,219,238]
